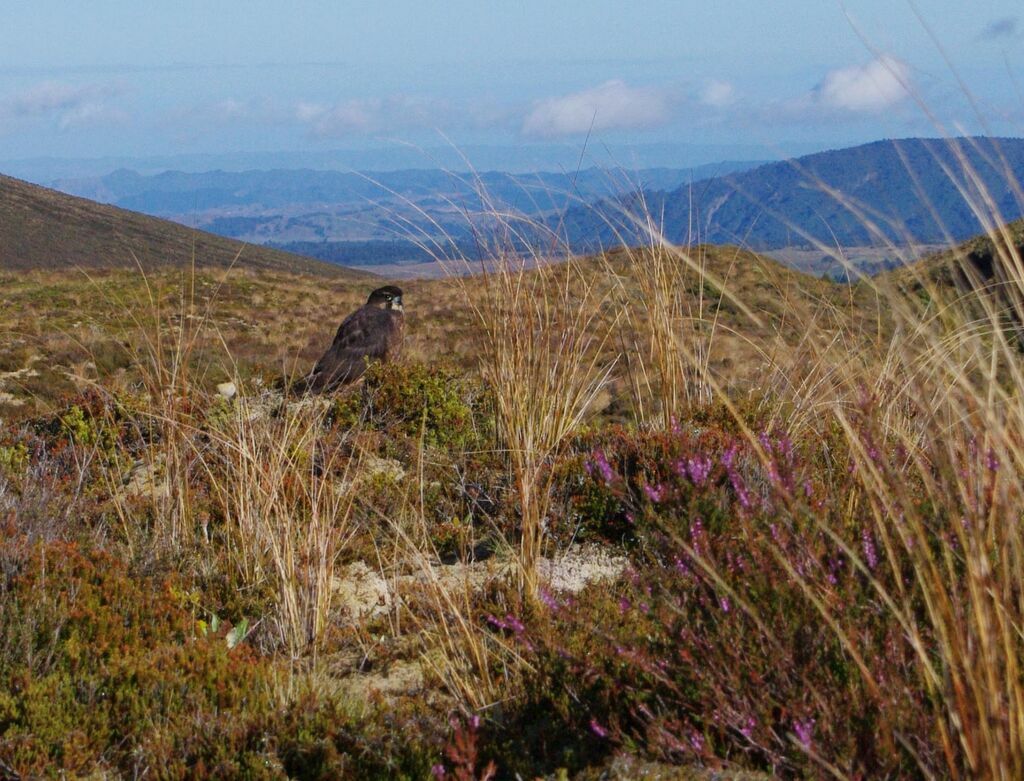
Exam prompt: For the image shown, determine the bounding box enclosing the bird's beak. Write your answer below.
[392,297,404,312]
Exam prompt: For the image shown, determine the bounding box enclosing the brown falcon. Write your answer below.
[301,285,405,393]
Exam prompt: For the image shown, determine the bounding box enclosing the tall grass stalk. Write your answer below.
[83,254,218,550]
[203,392,358,660]
[635,136,1024,777]
[457,251,614,595]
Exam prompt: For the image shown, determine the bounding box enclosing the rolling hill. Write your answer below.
[47,163,763,255]
[558,137,1024,255]
[0,173,367,276]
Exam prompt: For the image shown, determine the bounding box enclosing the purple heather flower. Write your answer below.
[673,556,692,577]
[689,730,706,752]
[987,449,1000,472]
[592,449,616,483]
[618,596,632,613]
[589,718,609,739]
[686,456,713,486]
[775,434,793,459]
[729,473,751,509]
[721,446,736,468]
[487,614,524,633]
[739,717,756,740]
[719,596,731,613]
[721,446,751,508]
[538,588,559,612]
[431,764,446,779]
[862,529,879,571]
[643,483,664,503]
[794,718,815,750]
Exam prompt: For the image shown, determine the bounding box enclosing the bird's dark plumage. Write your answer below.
[301,285,405,393]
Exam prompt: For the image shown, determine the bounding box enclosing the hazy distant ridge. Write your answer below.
[52,162,763,218]
[557,137,1024,251]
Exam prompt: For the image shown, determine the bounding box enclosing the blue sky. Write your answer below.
[0,1,1022,168]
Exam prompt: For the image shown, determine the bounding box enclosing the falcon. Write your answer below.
[301,285,405,393]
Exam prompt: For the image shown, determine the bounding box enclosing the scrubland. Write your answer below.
[2,173,1024,781]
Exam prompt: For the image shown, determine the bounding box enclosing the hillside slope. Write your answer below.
[559,137,1024,253]
[0,173,367,276]
[880,217,1024,304]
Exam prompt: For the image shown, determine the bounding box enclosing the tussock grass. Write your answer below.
[457,253,615,594]
[618,137,1024,778]
[7,129,1024,778]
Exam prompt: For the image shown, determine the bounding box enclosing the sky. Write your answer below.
[1,1,1023,172]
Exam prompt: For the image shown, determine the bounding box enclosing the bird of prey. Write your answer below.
[301,285,405,393]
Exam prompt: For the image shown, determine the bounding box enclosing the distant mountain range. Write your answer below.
[13,137,1024,277]
[52,161,760,221]
[557,137,1024,253]
[3,141,805,180]
[44,163,762,261]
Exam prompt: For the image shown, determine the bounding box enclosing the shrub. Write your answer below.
[499,422,942,778]
[333,360,488,451]
[0,540,444,779]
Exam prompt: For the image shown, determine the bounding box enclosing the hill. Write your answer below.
[3,218,1014,778]
[558,137,1024,257]
[0,173,368,276]
[878,217,1024,318]
[47,163,763,258]
[0,239,871,418]
[53,164,763,216]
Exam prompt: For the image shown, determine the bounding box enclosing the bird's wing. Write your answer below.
[324,306,395,357]
[308,307,402,388]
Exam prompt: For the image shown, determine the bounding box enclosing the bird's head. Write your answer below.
[367,285,404,311]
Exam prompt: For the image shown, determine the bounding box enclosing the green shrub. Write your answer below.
[333,361,489,450]
[0,540,442,779]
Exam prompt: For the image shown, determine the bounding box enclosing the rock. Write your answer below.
[362,454,405,483]
[333,561,392,621]
[537,545,628,593]
[0,392,24,408]
[331,545,627,629]
[121,458,169,499]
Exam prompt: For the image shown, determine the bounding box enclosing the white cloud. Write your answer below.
[57,102,128,130]
[170,93,494,139]
[296,99,378,135]
[814,56,911,113]
[293,95,504,138]
[522,80,670,138]
[701,80,736,108]
[0,81,127,131]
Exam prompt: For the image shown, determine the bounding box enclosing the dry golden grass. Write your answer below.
[8,196,1024,776]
